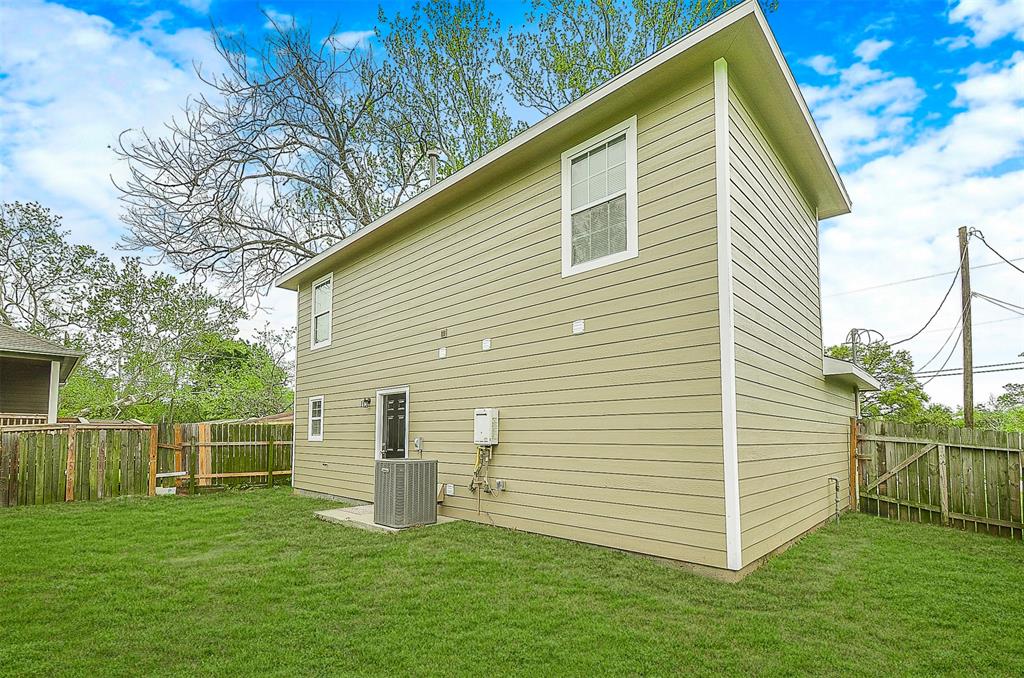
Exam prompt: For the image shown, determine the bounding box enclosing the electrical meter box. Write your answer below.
[473,408,499,445]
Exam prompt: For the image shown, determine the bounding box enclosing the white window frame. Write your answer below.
[560,116,639,278]
[307,395,325,442]
[310,273,333,350]
[374,385,410,461]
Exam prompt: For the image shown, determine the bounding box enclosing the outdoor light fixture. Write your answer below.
[360,397,372,408]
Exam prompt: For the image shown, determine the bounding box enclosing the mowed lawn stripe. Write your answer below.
[0,490,1021,677]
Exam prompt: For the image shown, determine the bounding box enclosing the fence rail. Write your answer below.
[0,420,292,508]
[0,413,48,427]
[856,420,1023,539]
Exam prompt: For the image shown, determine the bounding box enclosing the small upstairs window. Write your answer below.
[561,117,639,277]
[311,273,332,349]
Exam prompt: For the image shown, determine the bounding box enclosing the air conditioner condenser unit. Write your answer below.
[374,459,438,528]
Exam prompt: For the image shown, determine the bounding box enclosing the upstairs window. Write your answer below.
[561,117,639,277]
[311,274,332,349]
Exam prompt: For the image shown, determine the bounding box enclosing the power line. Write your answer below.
[916,360,1024,376]
[917,324,963,387]
[972,292,1024,316]
[824,256,1024,298]
[890,238,971,346]
[915,300,965,372]
[914,366,1024,378]
[970,229,1024,276]
[884,314,1022,340]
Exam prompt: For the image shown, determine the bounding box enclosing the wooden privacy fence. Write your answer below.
[159,421,293,494]
[856,420,1023,539]
[0,423,156,507]
[0,420,292,508]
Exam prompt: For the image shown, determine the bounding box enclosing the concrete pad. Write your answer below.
[315,504,456,534]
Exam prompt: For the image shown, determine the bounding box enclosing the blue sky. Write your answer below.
[1,0,1022,406]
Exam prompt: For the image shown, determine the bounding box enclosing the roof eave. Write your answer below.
[823,356,881,391]
[275,0,849,290]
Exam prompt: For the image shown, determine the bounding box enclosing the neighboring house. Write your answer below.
[276,1,880,576]
[0,324,83,425]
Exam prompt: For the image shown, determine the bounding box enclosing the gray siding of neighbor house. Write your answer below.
[0,357,50,414]
[293,72,734,567]
[727,83,855,566]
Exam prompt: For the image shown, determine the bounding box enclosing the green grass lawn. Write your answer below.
[1,490,1022,677]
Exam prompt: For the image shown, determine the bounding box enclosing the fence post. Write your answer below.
[0,433,8,508]
[198,423,211,487]
[173,424,184,491]
[849,417,858,511]
[148,425,158,497]
[267,437,275,489]
[65,425,77,502]
[188,435,197,496]
[938,443,950,525]
[97,430,107,499]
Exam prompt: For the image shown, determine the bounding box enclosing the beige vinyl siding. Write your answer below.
[0,357,50,414]
[294,72,731,567]
[727,83,855,566]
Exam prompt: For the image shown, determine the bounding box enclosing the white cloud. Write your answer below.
[949,0,1024,48]
[854,38,894,63]
[803,54,837,75]
[818,49,1024,406]
[325,30,375,50]
[0,0,220,256]
[801,61,923,166]
[177,0,211,14]
[263,8,294,29]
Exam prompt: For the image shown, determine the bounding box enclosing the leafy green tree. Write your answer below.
[65,258,244,419]
[116,1,775,303]
[498,0,777,115]
[170,331,294,422]
[378,0,525,173]
[0,204,292,422]
[825,342,934,422]
[973,355,1024,432]
[0,201,108,336]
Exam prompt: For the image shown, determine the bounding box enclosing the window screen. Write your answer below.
[312,277,331,347]
[309,397,324,440]
[569,134,628,266]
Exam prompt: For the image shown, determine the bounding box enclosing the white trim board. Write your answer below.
[310,272,333,351]
[559,116,639,277]
[714,57,743,572]
[307,395,324,442]
[374,386,410,461]
[47,360,60,424]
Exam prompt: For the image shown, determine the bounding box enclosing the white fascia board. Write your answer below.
[748,4,850,216]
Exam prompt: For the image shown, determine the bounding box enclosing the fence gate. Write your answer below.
[856,420,1023,539]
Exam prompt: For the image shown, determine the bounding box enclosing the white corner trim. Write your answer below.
[47,360,60,424]
[309,272,333,351]
[307,395,324,442]
[714,57,743,571]
[292,290,299,486]
[374,385,410,461]
[560,116,639,278]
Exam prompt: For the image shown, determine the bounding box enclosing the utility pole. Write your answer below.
[958,226,974,428]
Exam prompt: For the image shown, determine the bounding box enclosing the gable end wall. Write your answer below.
[293,70,734,568]
[726,82,856,566]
